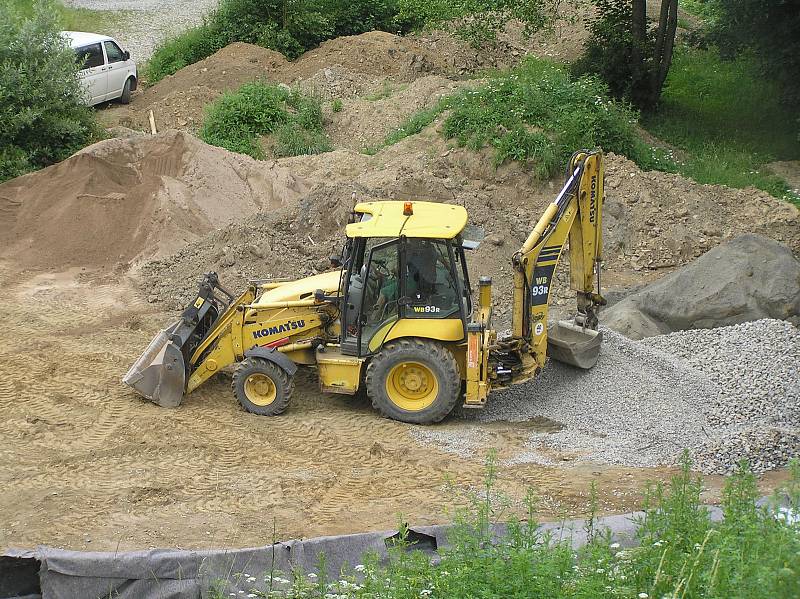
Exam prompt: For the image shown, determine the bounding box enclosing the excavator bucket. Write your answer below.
[123,321,187,408]
[547,321,603,369]
[123,272,236,408]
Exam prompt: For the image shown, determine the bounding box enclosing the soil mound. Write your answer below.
[0,130,307,272]
[101,43,288,132]
[287,31,446,83]
[102,32,452,133]
[138,130,800,319]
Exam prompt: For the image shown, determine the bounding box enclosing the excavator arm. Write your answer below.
[465,150,605,406]
[512,150,605,348]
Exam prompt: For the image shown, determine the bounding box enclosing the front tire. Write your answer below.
[366,339,461,424]
[119,78,133,104]
[232,358,293,416]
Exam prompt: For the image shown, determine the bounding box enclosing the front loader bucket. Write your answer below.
[547,321,603,369]
[123,321,186,408]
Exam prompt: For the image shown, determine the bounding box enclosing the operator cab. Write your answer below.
[339,202,472,357]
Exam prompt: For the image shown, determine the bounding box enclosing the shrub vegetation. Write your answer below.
[364,59,671,176]
[0,0,99,182]
[209,454,800,598]
[200,82,330,159]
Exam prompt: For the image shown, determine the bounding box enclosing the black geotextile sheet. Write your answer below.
[3,511,699,599]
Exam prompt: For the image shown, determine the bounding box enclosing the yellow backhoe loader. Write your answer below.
[124,150,606,424]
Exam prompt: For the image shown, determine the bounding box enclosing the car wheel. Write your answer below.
[119,78,133,104]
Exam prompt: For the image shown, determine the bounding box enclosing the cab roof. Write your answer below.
[346,201,468,239]
[61,31,115,49]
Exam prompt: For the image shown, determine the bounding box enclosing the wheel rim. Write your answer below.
[385,361,439,411]
[244,373,277,406]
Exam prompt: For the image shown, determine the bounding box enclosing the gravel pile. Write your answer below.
[453,319,800,474]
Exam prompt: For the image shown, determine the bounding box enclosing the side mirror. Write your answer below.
[123,50,130,60]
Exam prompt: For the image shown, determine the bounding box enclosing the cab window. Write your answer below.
[75,43,104,69]
[103,40,125,63]
[404,239,460,319]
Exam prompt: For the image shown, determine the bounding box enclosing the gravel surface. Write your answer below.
[443,319,800,475]
[63,0,219,60]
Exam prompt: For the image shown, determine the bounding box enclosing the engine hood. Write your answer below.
[252,270,342,307]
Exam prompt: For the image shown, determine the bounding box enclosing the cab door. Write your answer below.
[358,239,401,355]
[74,43,107,105]
[103,40,128,100]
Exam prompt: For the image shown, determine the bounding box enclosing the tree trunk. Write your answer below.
[631,0,647,69]
[646,0,679,109]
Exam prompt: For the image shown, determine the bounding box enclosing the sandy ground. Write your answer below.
[0,263,754,552]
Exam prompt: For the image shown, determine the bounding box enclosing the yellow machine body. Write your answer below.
[124,151,606,424]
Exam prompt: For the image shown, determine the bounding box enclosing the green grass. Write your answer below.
[643,46,800,205]
[200,82,331,159]
[208,454,800,599]
[364,59,672,178]
[8,0,128,34]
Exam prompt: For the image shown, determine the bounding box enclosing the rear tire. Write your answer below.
[119,78,133,104]
[232,357,293,416]
[366,339,461,424]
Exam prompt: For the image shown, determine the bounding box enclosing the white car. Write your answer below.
[63,31,137,106]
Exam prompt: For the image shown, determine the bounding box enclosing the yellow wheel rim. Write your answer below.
[244,373,277,406]
[385,361,439,412]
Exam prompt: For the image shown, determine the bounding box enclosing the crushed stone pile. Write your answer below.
[0,130,307,271]
[461,319,799,474]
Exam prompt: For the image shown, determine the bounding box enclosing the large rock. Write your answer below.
[603,234,800,339]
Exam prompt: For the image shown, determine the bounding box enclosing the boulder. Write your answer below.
[603,234,800,339]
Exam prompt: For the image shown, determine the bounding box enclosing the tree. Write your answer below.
[0,1,97,182]
[574,0,679,110]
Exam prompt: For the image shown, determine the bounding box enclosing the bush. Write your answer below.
[145,24,226,83]
[200,82,330,159]
[0,0,98,182]
[441,58,669,178]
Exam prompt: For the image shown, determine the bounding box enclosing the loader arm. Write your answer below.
[510,150,606,370]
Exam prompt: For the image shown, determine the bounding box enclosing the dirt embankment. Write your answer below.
[0,131,307,272]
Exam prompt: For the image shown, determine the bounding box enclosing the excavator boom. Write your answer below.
[511,149,605,370]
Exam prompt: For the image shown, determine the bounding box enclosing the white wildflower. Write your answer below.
[307,573,318,579]
[420,590,433,597]
[596,568,605,574]
[610,543,620,549]
[639,593,649,599]
[354,564,366,572]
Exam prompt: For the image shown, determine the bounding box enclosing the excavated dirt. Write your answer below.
[0,131,307,272]
[138,128,800,327]
[102,32,452,133]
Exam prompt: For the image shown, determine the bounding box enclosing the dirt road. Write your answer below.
[0,263,697,552]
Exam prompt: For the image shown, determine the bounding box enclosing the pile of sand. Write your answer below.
[0,130,307,272]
